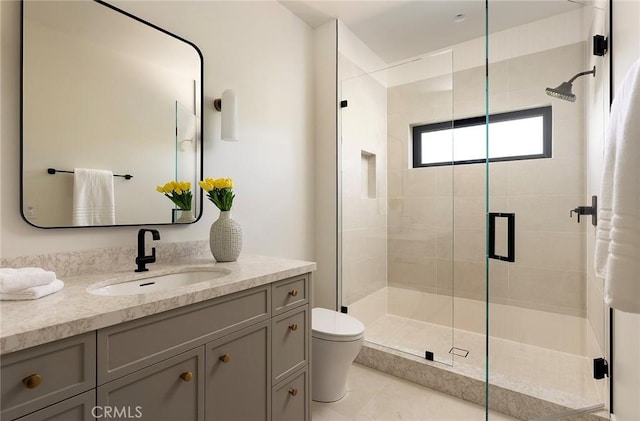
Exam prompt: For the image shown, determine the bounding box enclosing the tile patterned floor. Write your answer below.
[312,363,518,421]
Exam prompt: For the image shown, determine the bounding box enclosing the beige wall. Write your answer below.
[312,20,338,310]
[386,43,588,317]
[1,1,314,261]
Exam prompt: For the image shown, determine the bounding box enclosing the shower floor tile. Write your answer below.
[364,314,604,407]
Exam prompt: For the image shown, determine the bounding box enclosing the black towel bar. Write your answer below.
[47,168,133,180]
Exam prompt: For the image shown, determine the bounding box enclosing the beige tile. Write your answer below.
[388,256,438,293]
[507,194,584,233]
[311,402,353,421]
[404,168,438,197]
[587,277,606,355]
[453,164,487,197]
[515,231,584,272]
[436,165,454,196]
[388,237,437,261]
[452,260,486,301]
[508,266,586,312]
[453,229,485,263]
[437,258,453,293]
[553,114,584,159]
[349,287,387,328]
[388,169,403,198]
[434,198,453,230]
[353,374,434,421]
[454,196,485,231]
[387,135,408,170]
[436,230,453,260]
[506,157,582,196]
[320,364,392,419]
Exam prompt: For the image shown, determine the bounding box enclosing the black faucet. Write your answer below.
[135,229,160,272]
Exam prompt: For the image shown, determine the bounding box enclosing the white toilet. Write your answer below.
[311,307,365,402]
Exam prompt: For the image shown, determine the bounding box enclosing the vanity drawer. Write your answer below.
[272,275,308,316]
[1,332,96,421]
[272,306,309,385]
[272,367,309,421]
[97,347,204,421]
[15,390,95,421]
[98,285,270,384]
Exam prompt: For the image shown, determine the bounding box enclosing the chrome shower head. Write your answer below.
[545,66,596,102]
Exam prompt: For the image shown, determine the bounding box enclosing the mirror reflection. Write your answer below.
[21,0,202,228]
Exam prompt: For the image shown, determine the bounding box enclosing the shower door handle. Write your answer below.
[488,212,515,262]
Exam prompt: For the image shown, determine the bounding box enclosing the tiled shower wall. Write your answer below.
[387,42,588,317]
[340,54,388,306]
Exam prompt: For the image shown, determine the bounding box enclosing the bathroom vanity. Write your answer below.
[0,255,314,421]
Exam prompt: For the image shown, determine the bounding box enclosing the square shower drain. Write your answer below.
[449,347,469,358]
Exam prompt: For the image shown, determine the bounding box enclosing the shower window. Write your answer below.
[412,106,551,167]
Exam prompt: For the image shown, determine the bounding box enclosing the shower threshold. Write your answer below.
[355,314,609,421]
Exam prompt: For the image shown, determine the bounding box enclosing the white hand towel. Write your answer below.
[595,57,640,314]
[0,267,57,293]
[0,279,64,300]
[72,168,115,226]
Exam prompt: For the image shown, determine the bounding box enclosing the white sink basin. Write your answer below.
[88,269,231,296]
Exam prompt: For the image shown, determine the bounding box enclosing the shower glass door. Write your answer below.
[486,1,609,418]
[339,50,456,366]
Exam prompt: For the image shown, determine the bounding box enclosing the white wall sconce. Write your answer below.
[213,89,238,141]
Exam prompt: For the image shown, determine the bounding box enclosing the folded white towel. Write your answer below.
[0,267,57,293]
[72,168,115,226]
[0,279,64,301]
[595,57,640,314]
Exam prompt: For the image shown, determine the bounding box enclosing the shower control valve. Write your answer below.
[569,196,598,226]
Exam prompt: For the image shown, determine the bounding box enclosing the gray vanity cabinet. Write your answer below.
[14,390,96,421]
[205,320,271,421]
[97,347,204,421]
[1,273,311,421]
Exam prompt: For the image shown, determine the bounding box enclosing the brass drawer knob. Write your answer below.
[219,354,231,364]
[288,388,298,396]
[288,323,298,331]
[288,289,298,297]
[180,371,193,382]
[23,374,42,389]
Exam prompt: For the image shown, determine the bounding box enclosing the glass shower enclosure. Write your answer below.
[338,1,609,418]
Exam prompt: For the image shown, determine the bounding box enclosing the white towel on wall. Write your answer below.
[0,267,56,293]
[0,279,64,301]
[595,58,640,314]
[72,168,115,226]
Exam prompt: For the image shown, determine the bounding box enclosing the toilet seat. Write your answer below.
[312,307,365,342]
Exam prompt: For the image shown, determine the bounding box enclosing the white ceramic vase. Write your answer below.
[209,211,242,262]
[174,209,194,223]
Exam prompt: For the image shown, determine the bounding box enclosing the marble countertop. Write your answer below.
[0,255,316,355]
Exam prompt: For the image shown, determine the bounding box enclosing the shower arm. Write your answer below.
[567,66,596,83]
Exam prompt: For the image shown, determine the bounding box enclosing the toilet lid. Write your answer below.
[312,307,365,342]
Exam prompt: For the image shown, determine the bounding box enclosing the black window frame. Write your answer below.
[411,106,552,168]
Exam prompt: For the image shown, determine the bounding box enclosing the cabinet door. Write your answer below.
[272,306,308,385]
[15,390,95,421]
[206,320,271,421]
[272,367,309,421]
[97,347,204,421]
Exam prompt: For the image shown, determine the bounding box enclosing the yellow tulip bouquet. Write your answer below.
[198,177,235,211]
[156,181,193,210]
